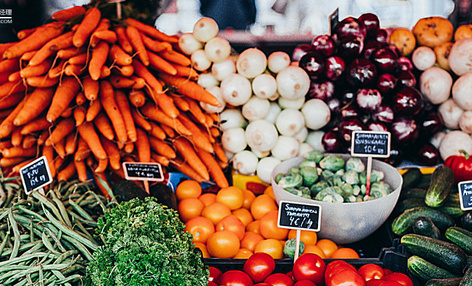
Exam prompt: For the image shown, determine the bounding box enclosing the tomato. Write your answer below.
[218,270,254,286]
[264,273,295,286]
[328,268,366,286]
[208,282,218,286]
[383,269,393,276]
[325,260,357,283]
[382,273,414,286]
[378,281,402,286]
[254,284,272,286]
[293,280,317,286]
[365,279,384,286]
[243,252,276,283]
[292,253,326,285]
[209,266,222,283]
[357,264,384,281]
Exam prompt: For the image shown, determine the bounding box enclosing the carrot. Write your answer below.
[37,129,49,146]
[114,25,133,54]
[161,124,175,138]
[28,31,74,66]
[129,90,146,107]
[72,7,101,48]
[178,113,214,153]
[45,117,75,146]
[124,142,134,153]
[2,146,37,158]
[159,74,222,107]
[141,33,173,53]
[99,80,127,143]
[65,131,77,155]
[100,65,111,78]
[94,158,108,173]
[85,99,101,122]
[91,171,111,199]
[14,87,55,126]
[46,76,80,122]
[0,91,23,110]
[108,44,132,66]
[100,136,121,170]
[132,60,163,95]
[125,18,179,43]
[0,59,19,73]
[173,137,209,180]
[135,128,151,163]
[140,103,191,135]
[159,49,191,67]
[172,94,190,111]
[0,107,14,120]
[130,108,151,131]
[57,46,86,59]
[213,142,228,164]
[57,160,76,181]
[54,137,67,158]
[61,106,73,118]
[10,127,22,147]
[0,157,26,168]
[20,50,38,61]
[115,64,134,77]
[172,64,198,79]
[91,30,117,45]
[149,136,176,159]
[148,51,177,75]
[48,60,67,78]
[169,158,205,183]
[67,53,88,65]
[77,122,107,160]
[73,106,86,126]
[93,112,115,141]
[0,80,25,99]
[0,71,10,84]
[0,140,12,150]
[82,76,99,101]
[74,159,88,182]
[185,98,208,125]
[64,64,84,77]
[125,25,149,66]
[0,99,25,138]
[20,117,51,135]
[75,91,86,105]
[89,18,111,47]
[20,58,54,78]
[25,76,59,88]
[41,145,56,178]
[155,91,179,119]
[115,90,137,142]
[22,135,37,149]
[52,5,86,21]
[88,41,109,80]
[16,28,36,40]
[3,21,65,59]
[109,74,139,89]
[149,121,166,140]
[151,153,169,166]
[75,137,90,161]
[197,147,229,188]
[11,158,35,174]
[8,71,21,82]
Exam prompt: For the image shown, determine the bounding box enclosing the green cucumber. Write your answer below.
[407,255,459,281]
[412,216,441,239]
[425,165,455,208]
[391,206,455,236]
[401,233,468,274]
[459,265,472,286]
[445,227,472,255]
[400,188,428,200]
[425,278,463,286]
[461,212,472,232]
[394,198,426,215]
[402,167,423,190]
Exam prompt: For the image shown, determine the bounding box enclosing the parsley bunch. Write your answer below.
[86,197,208,286]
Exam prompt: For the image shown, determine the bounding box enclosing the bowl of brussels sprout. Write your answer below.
[271,151,402,244]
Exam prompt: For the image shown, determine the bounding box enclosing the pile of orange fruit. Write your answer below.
[176,179,359,260]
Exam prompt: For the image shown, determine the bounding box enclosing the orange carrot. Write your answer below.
[99,80,127,143]
[149,121,166,140]
[75,137,90,161]
[10,127,22,147]
[172,94,190,111]
[94,158,108,173]
[75,91,86,105]
[108,44,132,66]
[20,58,54,78]
[11,158,35,174]
[178,113,213,153]
[64,64,84,77]
[0,71,10,83]
[88,40,109,80]
[93,112,115,141]
[78,122,107,160]
[124,142,134,153]
[67,53,88,65]
[114,25,133,54]
[46,76,80,122]
[0,80,25,100]
[53,136,67,158]
[0,157,26,168]
[61,106,73,118]
[45,117,75,146]
[8,71,21,82]
[28,31,74,66]
[74,159,88,182]
[197,147,229,188]
[91,170,111,199]
[0,59,19,73]
[213,142,228,164]
[209,127,219,140]
[125,25,149,66]
[48,60,67,78]
[136,128,151,162]
[65,131,77,155]
[125,18,179,43]
[130,108,151,131]
[148,51,177,75]
[72,7,101,48]
[57,46,86,59]
[141,33,173,53]
[115,90,137,142]
[129,90,146,107]
[73,106,86,126]
[155,92,179,119]
[115,64,134,77]
[0,140,12,150]
[2,146,37,158]
[100,135,121,170]
[173,137,209,180]
[109,74,139,89]
[85,99,101,122]
[57,159,76,181]
[160,123,175,138]
[37,129,49,146]
[42,145,56,178]
[132,60,163,96]
[52,5,86,21]
[100,64,111,78]
[20,50,38,61]
[0,99,25,138]
[151,153,169,166]
[0,91,23,110]
[140,103,191,135]
[20,117,51,135]
[91,30,117,45]
[14,87,54,126]
[159,49,191,67]
[25,76,59,88]
[185,98,208,125]
[83,76,99,101]
[22,135,37,149]
[172,64,198,79]
[169,158,205,183]
[16,28,36,40]
[89,18,111,47]
[149,136,176,159]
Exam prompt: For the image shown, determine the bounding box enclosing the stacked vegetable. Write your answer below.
[0,2,229,189]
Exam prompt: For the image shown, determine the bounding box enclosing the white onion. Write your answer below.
[232,150,259,175]
[219,108,247,131]
[251,148,270,158]
[252,74,277,99]
[204,37,231,63]
[305,130,326,152]
[241,96,270,121]
[412,46,436,71]
[301,99,331,130]
[201,86,225,113]
[419,66,452,105]
[268,51,291,73]
[245,119,278,152]
[459,110,472,133]
[220,73,252,106]
[439,130,472,160]
[191,49,212,71]
[197,73,219,89]
[236,48,267,79]
[256,156,281,184]
[211,58,236,81]
[276,66,310,99]
[275,108,305,136]
[271,136,300,161]
[193,17,218,42]
[264,102,282,124]
[178,33,203,55]
[298,142,314,157]
[294,127,308,142]
[430,131,447,149]
[452,72,472,110]
[221,127,247,153]
[278,96,305,109]
[439,98,464,130]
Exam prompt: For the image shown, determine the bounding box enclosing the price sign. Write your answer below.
[458,181,472,211]
[20,156,52,195]
[277,201,321,231]
[329,8,339,36]
[123,162,164,182]
[351,131,391,158]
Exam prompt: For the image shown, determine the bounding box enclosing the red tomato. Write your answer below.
[254,283,272,286]
[208,282,218,286]
[293,280,317,286]
[383,269,393,276]
[292,253,325,285]
[382,273,413,286]
[209,266,222,283]
[357,264,384,281]
[243,253,276,283]
[365,279,385,286]
[325,260,357,284]
[218,270,254,286]
[378,281,402,286]
[264,273,295,286]
[328,268,366,286]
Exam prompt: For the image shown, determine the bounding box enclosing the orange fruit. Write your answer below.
[254,238,284,259]
[185,216,215,243]
[240,231,264,252]
[202,202,232,225]
[330,247,360,259]
[264,186,275,200]
[233,248,253,259]
[246,220,261,233]
[242,189,256,209]
[259,210,289,240]
[194,242,210,258]
[216,186,244,210]
[207,230,240,258]
[176,180,202,201]
[178,197,204,222]
[232,208,253,227]
[199,193,217,207]
[288,229,318,246]
[216,215,245,240]
[250,194,278,220]
[316,238,338,258]
[303,244,326,258]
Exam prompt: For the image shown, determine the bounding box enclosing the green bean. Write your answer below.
[0,182,6,208]
[68,197,93,221]
[44,227,67,253]
[19,234,30,241]
[0,264,31,272]
[32,191,66,225]
[20,240,44,256]
[8,209,20,259]
[0,251,52,268]
[60,263,86,276]
[3,263,71,285]
[0,230,9,257]
[55,273,82,284]
[50,191,72,227]
[61,234,93,262]
[41,232,60,256]
[53,250,78,264]
[67,210,97,227]
[15,204,47,221]
[70,217,95,241]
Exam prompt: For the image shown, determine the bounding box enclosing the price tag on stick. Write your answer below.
[351,131,391,196]
[20,156,52,195]
[123,162,165,193]
[458,181,472,211]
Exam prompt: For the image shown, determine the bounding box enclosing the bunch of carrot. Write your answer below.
[0,4,229,193]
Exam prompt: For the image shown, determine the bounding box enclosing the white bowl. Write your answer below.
[271,154,402,244]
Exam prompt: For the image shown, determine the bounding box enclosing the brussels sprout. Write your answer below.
[321,169,335,181]
[344,194,357,203]
[275,173,284,184]
[289,167,300,173]
[300,166,319,186]
[332,176,344,188]
[283,238,305,258]
[330,186,344,195]
[319,155,345,171]
[352,184,361,196]
[277,172,303,189]
[359,170,385,185]
[341,183,354,195]
[303,150,324,163]
[369,181,392,198]
[361,184,367,195]
[335,169,345,177]
[300,186,311,196]
[299,160,317,168]
[310,180,329,197]
[343,170,360,185]
[286,188,302,196]
[345,157,365,172]
[301,194,312,199]
[315,188,344,202]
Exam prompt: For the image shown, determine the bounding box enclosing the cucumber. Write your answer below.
[391,206,455,236]
[400,188,428,200]
[394,198,426,215]
[425,165,455,208]
[412,216,441,239]
[401,233,468,274]
[425,278,462,286]
[445,227,472,255]
[459,265,472,286]
[402,167,423,190]
[461,212,472,232]
[407,255,459,281]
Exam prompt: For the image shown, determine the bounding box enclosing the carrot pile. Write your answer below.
[0,4,229,192]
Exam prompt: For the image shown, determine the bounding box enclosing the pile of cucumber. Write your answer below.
[391,166,472,285]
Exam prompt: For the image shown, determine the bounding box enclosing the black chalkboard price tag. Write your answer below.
[20,156,52,195]
[123,162,164,182]
[277,201,321,231]
[329,8,339,36]
[351,131,391,158]
[458,181,472,211]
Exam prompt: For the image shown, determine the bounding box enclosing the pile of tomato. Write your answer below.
[208,252,414,286]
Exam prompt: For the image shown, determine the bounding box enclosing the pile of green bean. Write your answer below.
[0,180,113,285]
